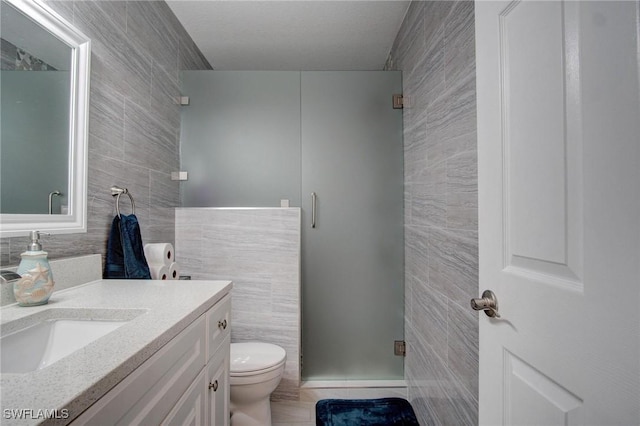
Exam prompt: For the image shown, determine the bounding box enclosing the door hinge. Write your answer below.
[171,171,188,181]
[392,94,404,109]
[394,340,406,356]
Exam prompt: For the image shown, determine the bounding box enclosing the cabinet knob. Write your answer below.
[209,380,219,391]
[217,319,227,330]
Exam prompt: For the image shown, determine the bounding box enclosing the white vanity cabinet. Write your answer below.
[71,294,231,426]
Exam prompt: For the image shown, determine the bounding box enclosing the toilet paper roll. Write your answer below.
[168,262,180,280]
[144,243,174,266]
[149,263,170,280]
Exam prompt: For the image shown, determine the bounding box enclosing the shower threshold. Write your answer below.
[301,380,407,389]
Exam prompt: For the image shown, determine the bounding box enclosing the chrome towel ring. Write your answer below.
[111,186,135,218]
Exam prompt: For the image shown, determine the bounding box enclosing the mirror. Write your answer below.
[0,0,90,237]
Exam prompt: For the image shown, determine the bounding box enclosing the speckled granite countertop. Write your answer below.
[0,279,232,425]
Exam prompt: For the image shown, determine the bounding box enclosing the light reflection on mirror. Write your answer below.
[1,0,72,214]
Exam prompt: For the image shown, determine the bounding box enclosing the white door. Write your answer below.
[475,1,640,425]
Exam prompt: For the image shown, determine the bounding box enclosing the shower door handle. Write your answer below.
[311,192,317,228]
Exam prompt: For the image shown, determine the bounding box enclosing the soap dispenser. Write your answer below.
[14,231,55,306]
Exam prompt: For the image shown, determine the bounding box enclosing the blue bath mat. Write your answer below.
[316,397,419,426]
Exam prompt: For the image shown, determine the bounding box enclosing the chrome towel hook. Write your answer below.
[111,186,135,218]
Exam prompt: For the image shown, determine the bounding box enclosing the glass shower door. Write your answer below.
[301,71,404,380]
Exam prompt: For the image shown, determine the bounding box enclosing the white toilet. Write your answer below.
[229,342,286,426]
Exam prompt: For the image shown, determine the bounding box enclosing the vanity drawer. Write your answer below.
[206,294,231,360]
[72,315,206,425]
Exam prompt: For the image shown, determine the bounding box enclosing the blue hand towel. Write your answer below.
[104,216,125,278]
[104,214,151,279]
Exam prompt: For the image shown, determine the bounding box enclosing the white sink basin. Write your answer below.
[1,308,145,374]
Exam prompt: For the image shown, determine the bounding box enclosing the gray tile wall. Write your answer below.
[0,0,211,267]
[387,2,478,424]
[175,208,301,401]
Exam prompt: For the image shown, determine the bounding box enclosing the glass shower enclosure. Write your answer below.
[180,70,404,381]
[300,72,404,380]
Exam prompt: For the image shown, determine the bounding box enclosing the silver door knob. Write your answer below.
[471,290,500,318]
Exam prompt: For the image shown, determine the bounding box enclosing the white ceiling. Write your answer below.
[166,1,410,70]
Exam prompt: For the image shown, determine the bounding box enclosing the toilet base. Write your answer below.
[230,397,272,426]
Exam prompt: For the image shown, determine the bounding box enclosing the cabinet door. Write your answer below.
[71,316,206,425]
[161,370,207,426]
[207,335,230,426]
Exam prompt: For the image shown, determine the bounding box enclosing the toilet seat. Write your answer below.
[230,342,286,376]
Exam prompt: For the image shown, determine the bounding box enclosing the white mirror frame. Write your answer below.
[0,0,90,238]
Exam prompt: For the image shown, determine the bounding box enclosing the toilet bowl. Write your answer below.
[230,342,286,426]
